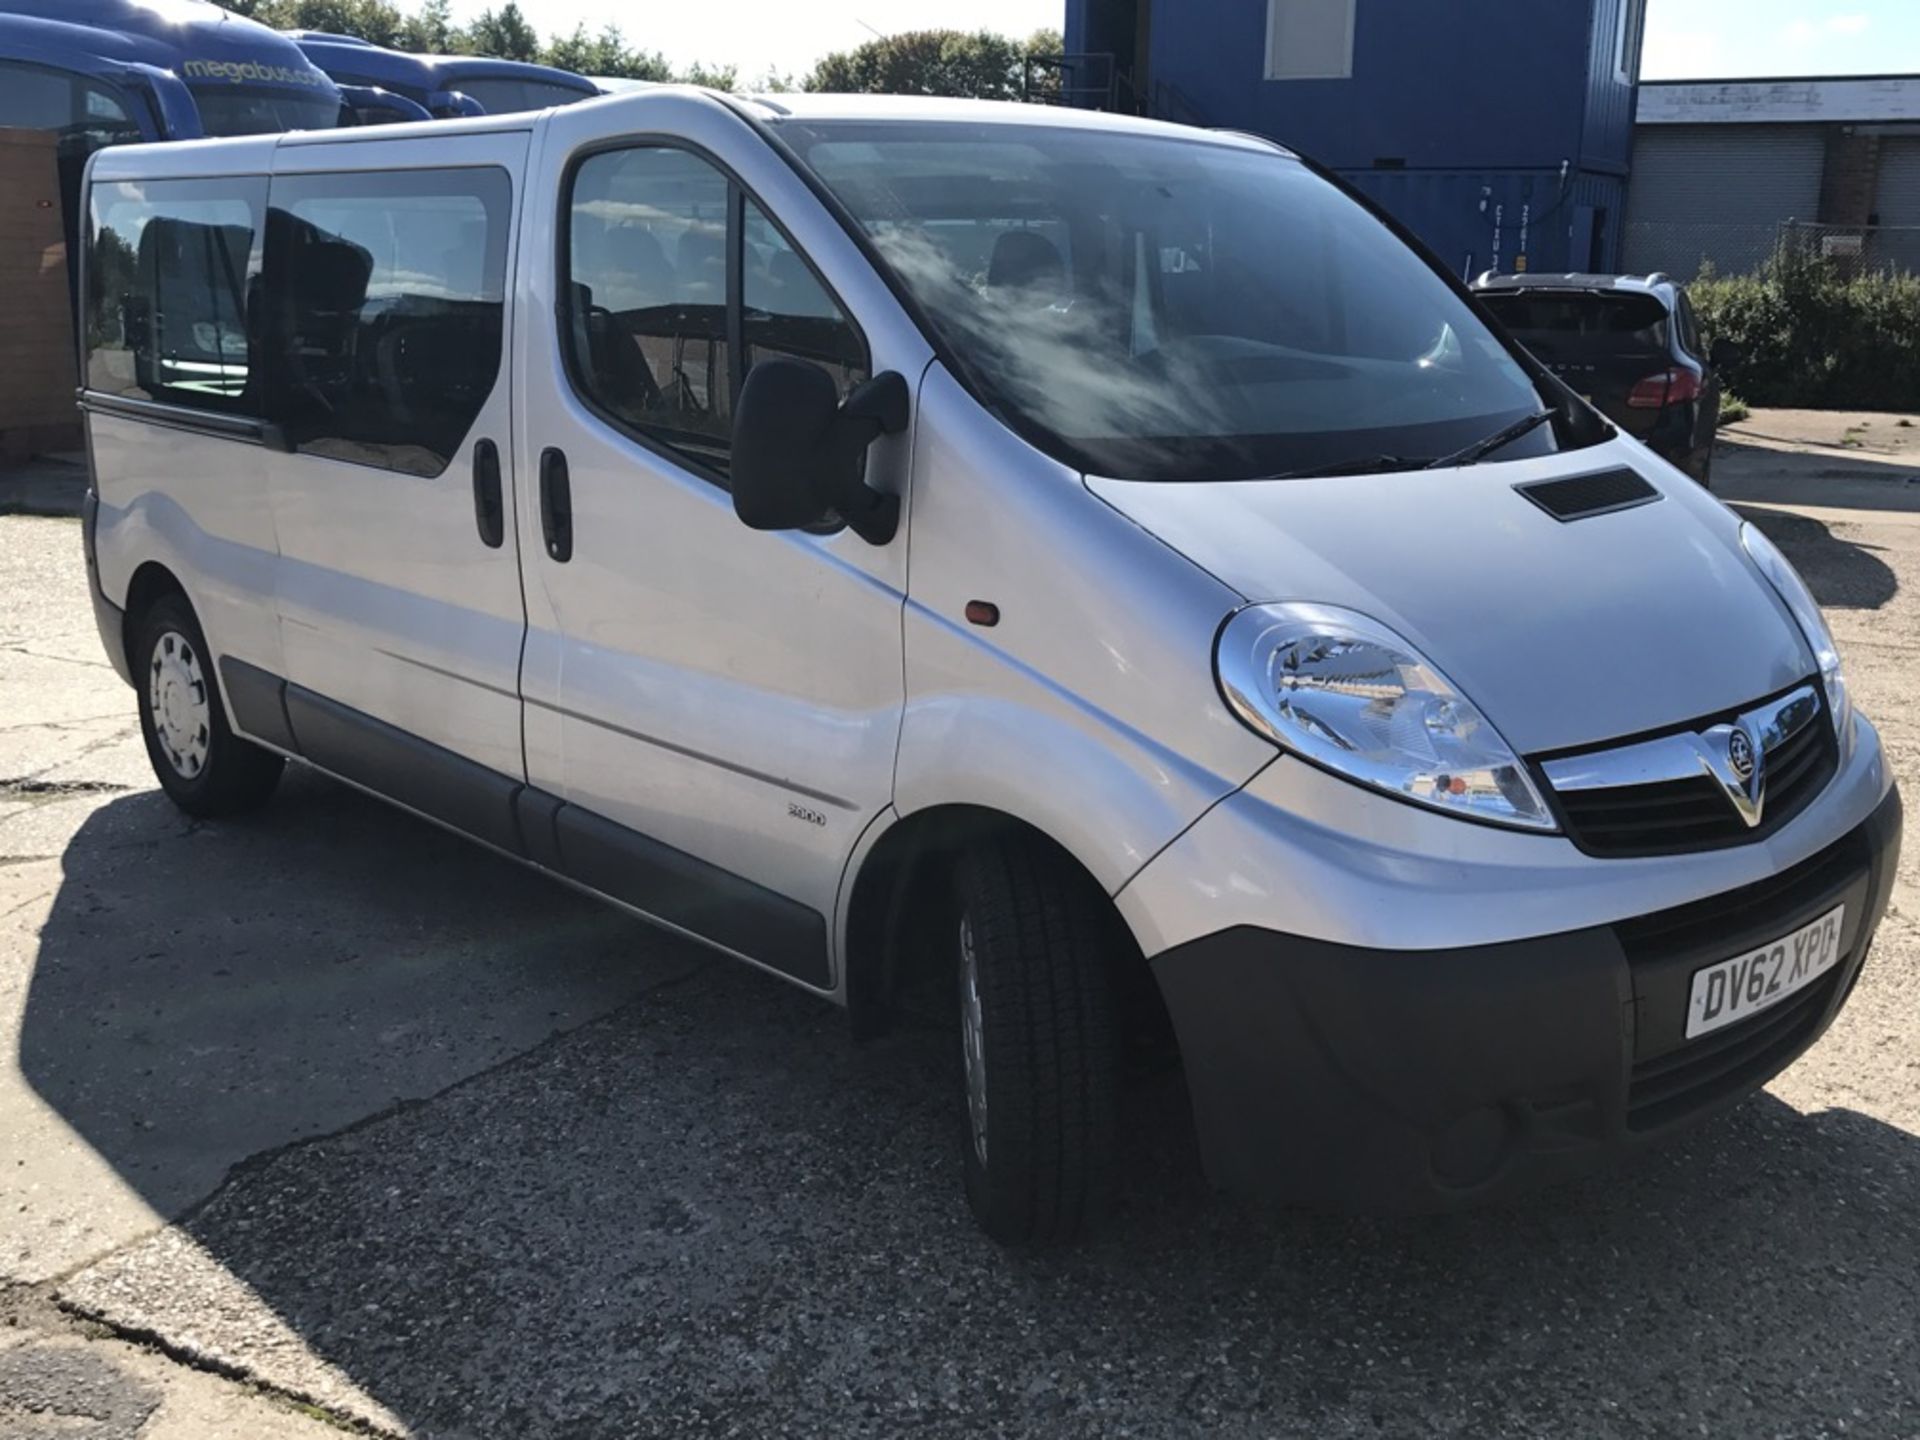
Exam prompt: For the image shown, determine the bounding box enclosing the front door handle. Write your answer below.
[472,438,504,548]
[539,447,572,563]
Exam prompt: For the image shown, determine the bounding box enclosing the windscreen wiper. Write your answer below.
[1266,453,1434,481]
[1424,409,1556,470]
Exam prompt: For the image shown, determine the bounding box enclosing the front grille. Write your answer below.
[1617,826,1870,1131]
[1548,694,1837,858]
[1627,971,1840,1130]
[1615,823,1864,959]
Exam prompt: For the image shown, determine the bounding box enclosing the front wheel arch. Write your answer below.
[842,804,1166,1052]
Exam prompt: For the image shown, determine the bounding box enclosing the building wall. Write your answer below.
[1347,167,1625,278]
[1579,0,1640,173]
[1145,0,1618,172]
[1621,124,1827,277]
[1872,137,1920,273]
[1623,114,1920,278]
[0,128,79,464]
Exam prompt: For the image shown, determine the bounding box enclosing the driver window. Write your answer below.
[566,146,733,475]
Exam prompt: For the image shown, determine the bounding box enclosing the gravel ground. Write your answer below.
[4,419,1920,1437]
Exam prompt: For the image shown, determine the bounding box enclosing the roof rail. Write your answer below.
[1645,272,1671,287]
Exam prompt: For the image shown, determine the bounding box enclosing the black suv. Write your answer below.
[1471,272,1731,486]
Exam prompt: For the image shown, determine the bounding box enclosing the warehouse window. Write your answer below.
[1265,0,1356,81]
[1617,0,1647,82]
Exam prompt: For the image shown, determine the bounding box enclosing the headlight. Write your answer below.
[1741,522,1851,743]
[1216,602,1555,830]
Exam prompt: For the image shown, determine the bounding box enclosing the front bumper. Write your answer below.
[1150,783,1901,1212]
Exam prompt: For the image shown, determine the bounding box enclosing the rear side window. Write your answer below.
[456,78,593,114]
[266,166,509,477]
[564,145,867,484]
[86,177,265,415]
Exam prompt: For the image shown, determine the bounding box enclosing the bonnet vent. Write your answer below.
[1515,468,1661,522]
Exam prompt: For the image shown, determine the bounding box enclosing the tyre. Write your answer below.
[133,592,284,817]
[953,836,1120,1244]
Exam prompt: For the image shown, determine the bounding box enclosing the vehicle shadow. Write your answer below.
[21,775,1920,1436]
[13,769,704,1228]
[1733,500,1900,611]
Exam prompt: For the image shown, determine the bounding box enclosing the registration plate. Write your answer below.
[1685,904,1845,1040]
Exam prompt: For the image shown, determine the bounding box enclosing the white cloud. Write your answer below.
[1640,22,1723,78]
[1781,12,1872,46]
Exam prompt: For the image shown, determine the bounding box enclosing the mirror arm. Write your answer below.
[820,371,909,545]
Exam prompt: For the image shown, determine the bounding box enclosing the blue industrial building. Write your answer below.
[1060,0,1648,276]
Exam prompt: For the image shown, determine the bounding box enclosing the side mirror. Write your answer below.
[731,358,907,545]
[1709,337,1742,370]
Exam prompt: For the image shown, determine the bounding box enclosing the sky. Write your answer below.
[446,0,1920,84]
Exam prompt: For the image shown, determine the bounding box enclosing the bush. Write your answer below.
[1690,246,1920,411]
[1718,392,1750,426]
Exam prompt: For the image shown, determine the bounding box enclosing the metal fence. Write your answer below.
[1621,219,1920,281]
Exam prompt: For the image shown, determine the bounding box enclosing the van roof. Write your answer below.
[88,87,1289,181]
[728,90,1279,142]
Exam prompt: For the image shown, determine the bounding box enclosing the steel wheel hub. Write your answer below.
[149,629,211,780]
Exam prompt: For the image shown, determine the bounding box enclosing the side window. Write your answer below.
[564,146,868,483]
[0,62,142,155]
[86,178,264,415]
[742,202,868,399]
[266,167,509,477]
[1677,294,1702,357]
[567,146,734,474]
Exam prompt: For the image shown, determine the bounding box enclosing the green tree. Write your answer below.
[397,0,456,52]
[804,28,1061,101]
[242,0,408,45]
[677,60,740,90]
[540,23,681,80]
[463,2,539,62]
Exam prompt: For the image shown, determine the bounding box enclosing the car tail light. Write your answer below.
[1627,368,1703,409]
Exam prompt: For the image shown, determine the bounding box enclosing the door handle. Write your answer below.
[472,438,504,548]
[539,447,572,563]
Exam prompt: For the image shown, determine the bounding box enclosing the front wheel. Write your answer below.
[953,837,1120,1245]
[134,593,284,817]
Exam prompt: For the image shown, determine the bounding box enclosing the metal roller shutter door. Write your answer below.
[1874,137,1920,274]
[1622,124,1826,277]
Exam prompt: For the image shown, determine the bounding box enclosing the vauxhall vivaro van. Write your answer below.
[78,90,1901,1243]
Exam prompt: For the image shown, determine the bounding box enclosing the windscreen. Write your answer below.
[189,84,341,136]
[1477,292,1670,357]
[782,120,1555,481]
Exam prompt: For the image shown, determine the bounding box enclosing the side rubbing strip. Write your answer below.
[282,684,523,854]
[210,666,830,988]
[554,805,831,988]
[219,658,298,753]
[513,787,566,872]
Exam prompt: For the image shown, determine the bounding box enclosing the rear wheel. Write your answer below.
[134,593,284,817]
[952,836,1120,1245]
